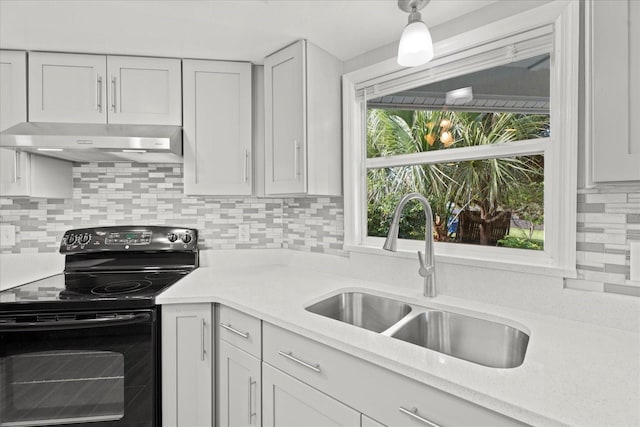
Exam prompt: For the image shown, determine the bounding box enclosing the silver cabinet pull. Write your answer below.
[110,76,117,112]
[248,376,257,424]
[278,351,321,373]
[200,318,206,361]
[96,76,103,112]
[399,407,441,427]
[294,139,301,177]
[244,149,251,183]
[220,323,250,339]
[13,151,20,183]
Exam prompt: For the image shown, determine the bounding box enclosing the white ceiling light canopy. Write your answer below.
[397,0,434,67]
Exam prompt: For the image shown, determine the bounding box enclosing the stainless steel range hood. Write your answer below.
[0,122,183,163]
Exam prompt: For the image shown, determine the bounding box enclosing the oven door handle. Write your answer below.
[0,312,151,332]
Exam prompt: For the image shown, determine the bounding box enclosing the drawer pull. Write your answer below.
[278,351,321,373]
[399,407,440,427]
[220,323,250,339]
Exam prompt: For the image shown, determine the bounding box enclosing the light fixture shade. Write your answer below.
[397,21,434,67]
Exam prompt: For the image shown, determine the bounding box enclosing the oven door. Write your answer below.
[0,309,158,427]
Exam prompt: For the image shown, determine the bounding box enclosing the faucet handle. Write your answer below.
[417,251,428,277]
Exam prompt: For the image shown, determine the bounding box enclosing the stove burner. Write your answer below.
[91,280,153,296]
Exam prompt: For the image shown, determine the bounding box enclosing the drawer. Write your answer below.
[263,323,528,427]
[218,305,261,358]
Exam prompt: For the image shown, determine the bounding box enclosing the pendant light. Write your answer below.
[397,0,434,67]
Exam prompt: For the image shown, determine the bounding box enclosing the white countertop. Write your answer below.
[157,251,640,427]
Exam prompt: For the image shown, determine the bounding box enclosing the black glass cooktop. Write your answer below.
[0,270,190,312]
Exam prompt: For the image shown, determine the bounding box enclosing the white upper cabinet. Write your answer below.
[183,60,252,195]
[264,40,343,196]
[1,50,27,130]
[28,52,181,125]
[588,0,640,182]
[1,50,72,198]
[107,56,181,125]
[29,52,107,123]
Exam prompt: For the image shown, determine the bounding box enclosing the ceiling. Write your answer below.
[0,0,496,64]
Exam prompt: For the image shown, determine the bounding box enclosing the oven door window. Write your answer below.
[0,310,155,427]
[2,350,124,425]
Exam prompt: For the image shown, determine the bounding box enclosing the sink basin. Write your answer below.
[305,292,412,333]
[391,311,529,368]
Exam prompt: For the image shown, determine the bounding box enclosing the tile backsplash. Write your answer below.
[570,185,640,297]
[0,162,344,255]
[1,162,638,297]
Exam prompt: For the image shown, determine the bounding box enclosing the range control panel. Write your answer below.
[60,226,198,253]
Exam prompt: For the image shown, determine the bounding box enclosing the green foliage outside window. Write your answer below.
[367,109,548,249]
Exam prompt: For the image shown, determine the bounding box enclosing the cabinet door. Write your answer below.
[218,340,261,427]
[162,304,213,427]
[264,41,306,195]
[0,150,29,196]
[590,0,640,182]
[1,50,29,196]
[262,363,360,427]
[29,52,107,123]
[0,50,26,131]
[107,56,181,125]
[183,60,252,195]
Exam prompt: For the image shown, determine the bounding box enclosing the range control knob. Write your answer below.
[65,234,77,245]
[79,233,91,244]
[167,233,178,243]
[182,234,192,244]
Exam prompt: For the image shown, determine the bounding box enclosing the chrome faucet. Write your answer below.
[382,193,436,297]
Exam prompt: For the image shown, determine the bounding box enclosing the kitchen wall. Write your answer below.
[0,162,344,256]
[2,160,638,298]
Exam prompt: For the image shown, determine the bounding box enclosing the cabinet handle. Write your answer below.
[294,139,301,177]
[244,150,250,183]
[278,351,321,373]
[110,76,117,112]
[13,151,20,183]
[248,376,257,424]
[399,407,441,427]
[96,76,103,112]
[220,323,250,339]
[200,318,206,361]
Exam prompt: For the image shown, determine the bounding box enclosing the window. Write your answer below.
[342,1,579,275]
[366,56,549,252]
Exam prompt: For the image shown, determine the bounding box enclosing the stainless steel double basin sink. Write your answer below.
[305,292,529,369]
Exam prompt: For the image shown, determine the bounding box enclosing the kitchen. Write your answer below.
[0,0,639,426]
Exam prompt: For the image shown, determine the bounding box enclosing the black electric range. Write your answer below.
[0,226,198,427]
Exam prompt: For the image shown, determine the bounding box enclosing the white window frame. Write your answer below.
[342,1,579,277]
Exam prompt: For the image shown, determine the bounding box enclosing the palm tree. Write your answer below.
[367,109,460,240]
[367,108,547,245]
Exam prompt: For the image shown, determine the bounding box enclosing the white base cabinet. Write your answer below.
[162,304,213,427]
[162,304,527,427]
[218,340,261,427]
[262,363,360,427]
[263,322,527,427]
[217,305,262,427]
